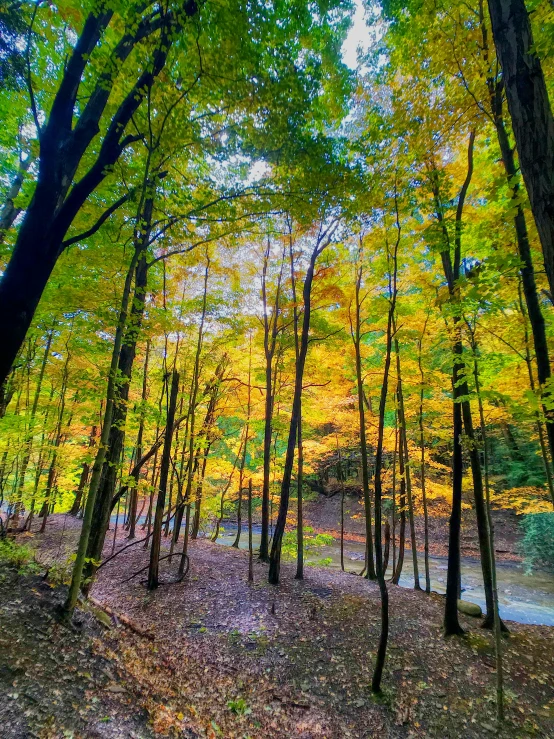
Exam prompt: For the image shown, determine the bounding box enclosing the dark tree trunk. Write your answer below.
[487,0,554,296]
[391,425,406,585]
[260,241,284,562]
[148,370,179,590]
[84,197,152,574]
[394,333,420,590]
[429,132,476,635]
[350,250,376,579]
[371,210,397,694]
[269,225,334,585]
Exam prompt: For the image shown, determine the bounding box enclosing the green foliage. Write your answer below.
[521,513,554,573]
[281,526,334,565]
[0,538,41,575]
[227,697,252,716]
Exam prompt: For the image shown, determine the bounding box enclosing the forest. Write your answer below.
[1,0,554,736]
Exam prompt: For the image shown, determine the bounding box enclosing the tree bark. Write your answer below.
[350,248,376,580]
[269,224,335,585]
[487,0,554,296]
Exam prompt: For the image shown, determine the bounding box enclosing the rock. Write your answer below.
[457,599,482,618]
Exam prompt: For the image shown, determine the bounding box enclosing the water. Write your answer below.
[109,513,554,627]
[215,524,554,627]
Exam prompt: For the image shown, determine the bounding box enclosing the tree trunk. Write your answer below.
[70,424,97,516]
[371,211,397,694]
[0,5,195,388]
[394,333,420,590]
[63,242,139,616]
[350,250,376,580]
[84,196,152,574]
[487,0,554,296]
[260,241,285,562]
[269,226,334,585]
[148,370,179,590]
[417,319,431,594]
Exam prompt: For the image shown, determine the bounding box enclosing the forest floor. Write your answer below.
[1,514,553,738]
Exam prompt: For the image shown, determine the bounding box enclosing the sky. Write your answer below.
[341,0,374,70]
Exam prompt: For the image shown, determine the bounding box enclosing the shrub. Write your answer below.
[0,538,41,575]
[520,512,554,572]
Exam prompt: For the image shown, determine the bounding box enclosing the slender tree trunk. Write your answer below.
[129,341,150,539]
[371,209,398,694]
[148,371,179,590]
[176,258,210,570]
[260,241,284,562]
[85,194,153,577]
[233,336,252,549]
[392,424,406,585]
[391,411,397,575]
[63,244,140,616]
[248,478,254,582]
[350,248,376,579]
[191,447,209,539]
[336,435,345,572]
[269,226,335,584]
[417,317,431,594]
[211,435,245,543]
[429,132,475,636]
[70,424,97,516]
[39,348,70,532]
[468,329,505,720]
[518,284,554,503]
[394,333,420,590]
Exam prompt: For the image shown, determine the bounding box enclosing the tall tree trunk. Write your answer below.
[289,237,305,580]
[269,223,335,585]
[248,478,254,582]
[467,326,505,719]
[394,332,420,590]
[84,195,153,575]
[487,0,554,296]
[63,242,140,617]
[429,132,476,636]
[260,240,285,562]
[70,424,97,516]
[349,247,376,579]
[371,205,398,694]
[233,336,252,549]
[391,422,406,585]
[417,314,431,594]
[518,284,554,503]
[148,371,180,590]
[175,257,210,566]
[128,340,150,539]
[39,346,71,532]
[478,3,554,478]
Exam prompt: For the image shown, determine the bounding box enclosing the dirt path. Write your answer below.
[7,515,553,738]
